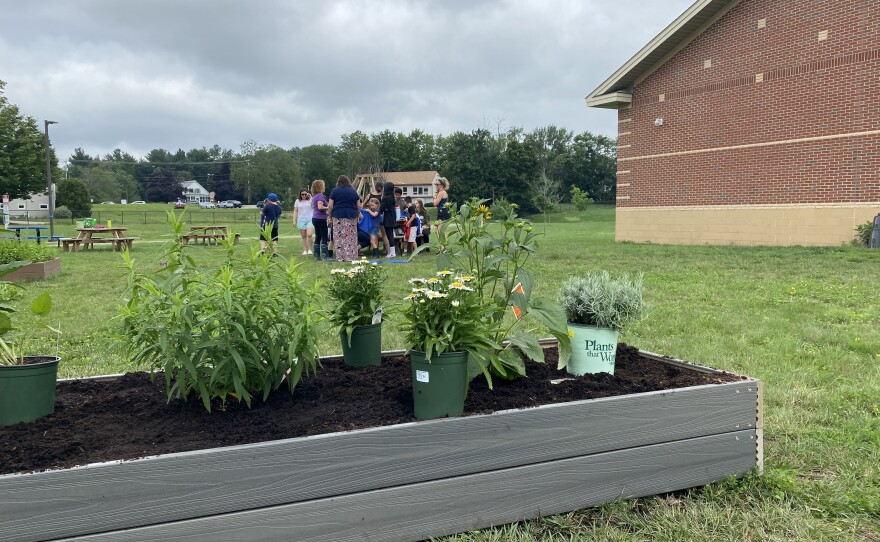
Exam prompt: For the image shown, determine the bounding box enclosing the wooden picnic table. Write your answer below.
[62,227,135,252]
[182,226,238,245]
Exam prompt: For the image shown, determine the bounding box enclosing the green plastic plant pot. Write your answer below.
[0,356,60,427]
[410,350,469,420]
[339,323,382,367]
[567,324,618,376]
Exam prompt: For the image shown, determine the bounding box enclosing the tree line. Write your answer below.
[2,81,617,214]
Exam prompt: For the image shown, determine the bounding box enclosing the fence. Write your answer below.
[8,210,263,226]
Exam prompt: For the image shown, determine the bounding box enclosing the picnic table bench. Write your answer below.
[4,226,61,244]
[61,227,136,252]
[181,226,239,245]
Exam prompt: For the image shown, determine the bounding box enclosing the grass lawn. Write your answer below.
[9,204,880,540]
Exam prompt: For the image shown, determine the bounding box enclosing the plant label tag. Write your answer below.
[416,370,429,383]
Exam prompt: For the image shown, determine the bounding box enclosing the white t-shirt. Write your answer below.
[295,199,313,222]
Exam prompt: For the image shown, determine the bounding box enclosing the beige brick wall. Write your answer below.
[617,204,880,246]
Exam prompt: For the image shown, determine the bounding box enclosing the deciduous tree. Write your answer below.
[56,178,91,218]
[0,80,60,199]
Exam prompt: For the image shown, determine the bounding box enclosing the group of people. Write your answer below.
[260,175,451,263]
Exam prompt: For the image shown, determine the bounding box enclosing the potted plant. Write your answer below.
[0,262,62,426]
[328,259,384,367]
[557,271,644,376]
[401,272,501,419]
[416,198,571,381]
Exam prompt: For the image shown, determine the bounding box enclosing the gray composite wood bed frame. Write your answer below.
[0,347,762,541]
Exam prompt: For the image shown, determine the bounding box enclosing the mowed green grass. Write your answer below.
[13,204,880,540]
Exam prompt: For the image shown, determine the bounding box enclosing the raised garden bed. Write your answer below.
[0,257,60,282]
[0,344,762,542]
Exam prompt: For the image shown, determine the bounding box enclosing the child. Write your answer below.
[358,198,381,259]
[415,198,430,250]
[403,201,420,256]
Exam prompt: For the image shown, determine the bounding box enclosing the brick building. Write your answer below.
[587,0,879,245]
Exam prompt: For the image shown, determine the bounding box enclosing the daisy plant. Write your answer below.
[327,258,384,342]
[401,271,503,386]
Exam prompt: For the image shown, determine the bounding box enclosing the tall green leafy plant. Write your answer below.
[416,197,570,381]
[118,212,323,412]
[0,275,61,366]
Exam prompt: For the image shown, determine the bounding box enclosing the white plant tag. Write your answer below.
[416,370,429,383]
[371,306,383,325]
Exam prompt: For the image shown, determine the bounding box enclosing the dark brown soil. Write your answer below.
[0,345,743,475]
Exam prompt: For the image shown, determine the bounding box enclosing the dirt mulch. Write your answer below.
[0,344,743,475]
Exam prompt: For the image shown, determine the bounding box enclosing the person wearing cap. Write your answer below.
[260,193,283,255]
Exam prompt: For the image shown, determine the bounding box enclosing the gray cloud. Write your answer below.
[0,0,692,161]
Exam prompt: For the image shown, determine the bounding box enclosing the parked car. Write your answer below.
[174,201,186,209]
[199,202,216,209]
[218,200,242,208]
[131,200,146,205]
[100,201,115,205]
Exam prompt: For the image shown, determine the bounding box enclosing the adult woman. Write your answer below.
[310,179,329,260]
[379,182,398,257]
[432,177,451,233]
[326,175,362,262]
[292,188,314,255]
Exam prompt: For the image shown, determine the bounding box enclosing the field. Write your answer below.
[9,203,880,540]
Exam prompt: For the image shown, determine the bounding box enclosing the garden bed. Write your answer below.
[0,344,762,542]
[0,257,60,282]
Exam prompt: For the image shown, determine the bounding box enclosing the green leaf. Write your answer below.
[506,330,544,364]
[554,328,572,370]
[30,291,52,317]
[527,297,568,335]
[0,312,13,335]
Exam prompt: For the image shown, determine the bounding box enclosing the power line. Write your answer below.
[67,159,251,166]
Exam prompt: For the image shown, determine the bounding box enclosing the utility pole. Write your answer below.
[44,120,58,238]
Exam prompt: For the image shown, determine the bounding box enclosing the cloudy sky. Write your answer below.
[1,0,692,162]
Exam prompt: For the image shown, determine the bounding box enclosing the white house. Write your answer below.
[7,189,51,219]
[181,180,212,204]
[354,171,441,199]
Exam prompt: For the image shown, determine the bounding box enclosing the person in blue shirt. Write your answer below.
[358,197,381,259]
[260,193,283,256]
[326,176,362,262]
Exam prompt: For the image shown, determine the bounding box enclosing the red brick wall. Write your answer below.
[617,0,880,208]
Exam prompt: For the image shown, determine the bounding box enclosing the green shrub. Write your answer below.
[853,220,873,247]
[0,281,23,302]
[558,271,644,331]
[0,240,57,265]
[53,206,72,220]
[570,186,594,212]
[118,212,323,412]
